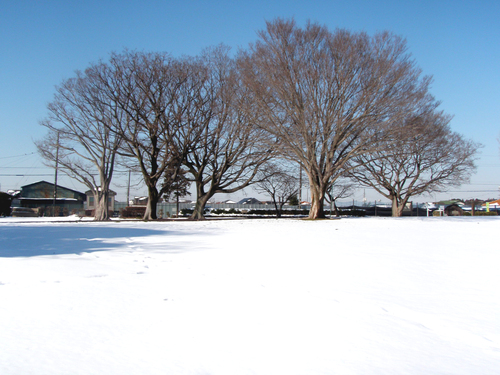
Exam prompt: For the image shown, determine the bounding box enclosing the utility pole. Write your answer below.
[52,132,60,217]
[329,187,333,218]
[126,170,131,206]
[298,166,302,208]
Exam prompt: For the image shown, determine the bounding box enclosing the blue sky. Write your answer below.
[1,0,499,202]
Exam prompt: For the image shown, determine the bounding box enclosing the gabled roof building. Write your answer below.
[16,180,86,215]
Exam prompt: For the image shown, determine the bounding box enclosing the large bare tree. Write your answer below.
[239,19,431,219]
[182,46,274,220]
[36,66,123,220]
[93,51,202,220]
[348,107,480,216]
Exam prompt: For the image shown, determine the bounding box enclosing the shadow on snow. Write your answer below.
[0,224,207,258]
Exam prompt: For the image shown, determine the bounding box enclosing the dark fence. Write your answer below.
[344,205,430,217]
[111,202,495,218]
[113,201,439,218]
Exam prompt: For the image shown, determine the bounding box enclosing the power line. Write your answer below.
[0,176,53,179]
[0,152,37,160]
[445,190,498,193]
[0,167,53,169]
[465,184,500,186]
[1,172,132,176]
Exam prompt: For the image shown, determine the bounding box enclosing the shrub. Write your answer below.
[121,206,146,218]
[336,209,365,217]
[180,208,193,217]
[464,211,498,216]
[11,207,38,217]
[245,209,310,216]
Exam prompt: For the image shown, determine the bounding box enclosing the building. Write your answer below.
[444,203,464,216]
[482,199,500,211]
[15,181,86,216]
[85,189,117,213]
[238,197,262,205]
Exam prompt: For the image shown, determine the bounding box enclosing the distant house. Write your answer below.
[85,189,117,213]
[482,199,500,211]
[238,197,262,205]
[132,196,149,206]
[444,203,464,216]
[17,181,86,215]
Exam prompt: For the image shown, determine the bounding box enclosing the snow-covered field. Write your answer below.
[0,216,499,375]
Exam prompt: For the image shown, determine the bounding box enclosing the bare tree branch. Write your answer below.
[347,105,480,216]
[36,66,124,220]
[254,162,298,217]
[91,51,202,220]
[183,46,275,220]
[239,18,431,218]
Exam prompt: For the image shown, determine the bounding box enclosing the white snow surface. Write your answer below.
[0,216,499,374]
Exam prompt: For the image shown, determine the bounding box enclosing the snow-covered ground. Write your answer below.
[0,216,499,374]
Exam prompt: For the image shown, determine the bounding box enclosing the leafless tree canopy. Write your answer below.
[348,105,480,216]
[36,18,479,220]
[254,163,298,217]
[36,67,124,220]
[325,177,356,217]
[239,19,431,218]
[183,46,274,220]
[90,51,203,220]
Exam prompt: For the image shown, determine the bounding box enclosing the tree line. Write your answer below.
[36,19,479,220]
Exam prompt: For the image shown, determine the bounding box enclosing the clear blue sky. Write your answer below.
[1,0,499,203]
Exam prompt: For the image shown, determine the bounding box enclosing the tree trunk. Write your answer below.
[391,195,405,217]
[308,183,326,219]
[272,197,281,218]
[333,200,340,217]
[94,190,110,221]
[144,185,159,220]
[190,193,210,220]
[176,195,180,218]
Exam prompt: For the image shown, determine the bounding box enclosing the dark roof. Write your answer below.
[238,197,262,204]
[438,199,464,206]
[21,180,85,196]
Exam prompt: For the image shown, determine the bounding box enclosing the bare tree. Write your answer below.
[254,163,298,217]
[162,160,191,217]
[92,51,201,220]
[348,107,480,216]
[325,178,356,217]
[36,67,123,220]
[182,46,274,220]
[239,19,431,219]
